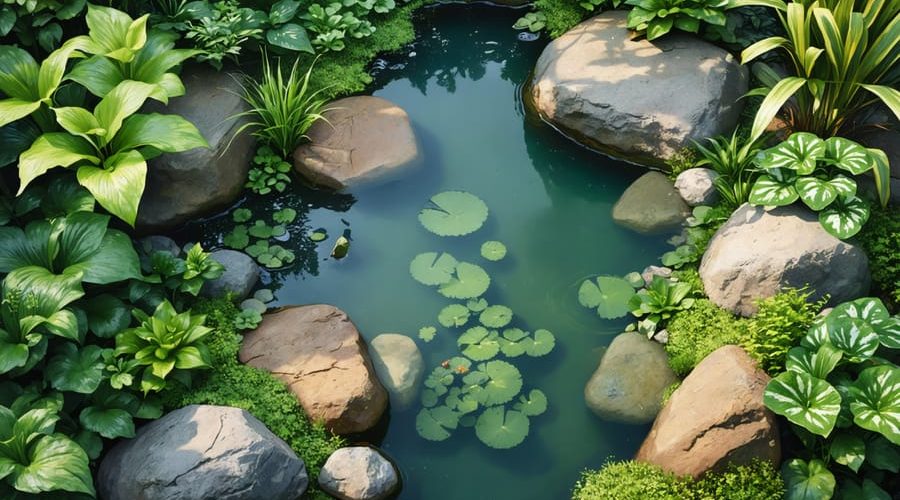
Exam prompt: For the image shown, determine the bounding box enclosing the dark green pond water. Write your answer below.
[187,5,673,498]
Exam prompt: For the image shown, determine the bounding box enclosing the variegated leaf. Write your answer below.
[749,172,799,206]
[796,177,838,210]
[801,317,830,350]
[827,317,880,361]
[825,136,873,175]
[870,316,900,349]
[848,366,900,445]
[830,297,890,323]
[757,132,825,174]
[827,175,856,197]
[819,196,869,239]
[786,344,842,379]
[765,370,841,437]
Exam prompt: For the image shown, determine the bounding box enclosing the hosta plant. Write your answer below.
[747,132,890,238]
[625,0,732,40]
[763,297,900,499]
[0,0,85,53]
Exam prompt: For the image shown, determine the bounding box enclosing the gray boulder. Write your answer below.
[529,11,747,167]
[612,172,690,233]
[318,447,399,500]
[201,249,259,300]
[369,333,425,409]
[98,405,308,500]
[293,96,421,189]
[137,65,255,230]
[675,168,720,206]
[700,204,870,316]
[641,265,673,287]
[585,332,678,424]
[139,235,182,257]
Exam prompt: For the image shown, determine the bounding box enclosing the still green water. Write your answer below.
[188,5,673,498]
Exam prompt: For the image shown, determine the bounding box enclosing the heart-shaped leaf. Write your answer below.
[765,371,841,437]
[848,365,900,445]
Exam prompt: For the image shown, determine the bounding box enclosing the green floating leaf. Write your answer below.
[515,389,548,417]
[273,208,297,224]
[467,298,488,312]
[480,240,507,261]
[232,208,252,223]
[439,262,490,299]
[475,406,529,449]
[479,305,512,328]
[223,225,249,249]
[472,360,522,406]
[526,329,555,357]
[578,276,636,319]
[418,191,489,237]
[438,304,470,328]
[458,326,500,361]
[418,326,437,342]
[248,220,274,239]
[416,406,457,441]
[309,228,328,242]
[410,252,458,286]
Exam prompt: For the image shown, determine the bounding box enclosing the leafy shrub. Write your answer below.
[625,0,731,41]
[0,0,85,52]
[665,298,748,376]
[693,130,764,209]
[741,287,826,374]
[530,0,586,38]
[856,207,900,310]
[163,298,343,483]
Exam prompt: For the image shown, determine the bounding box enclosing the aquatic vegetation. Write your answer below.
[578,275,639,319]
[247,146,293,195]
[223,207,299,269]
[410,191,555,449]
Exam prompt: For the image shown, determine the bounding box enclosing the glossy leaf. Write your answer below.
[44,343,104,394]
[757,132,824,174]
[781,458,835,500]
[848,366,900,445]
[765,371,841,437]
[818,196,869,239]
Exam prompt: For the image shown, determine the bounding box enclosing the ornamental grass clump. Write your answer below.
[235,54,331,158]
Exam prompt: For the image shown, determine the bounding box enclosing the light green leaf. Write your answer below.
[415,407,454,441]
[418,326,436,342]
[480,241,507,261]
[818,196,869,239]
[466,298,488,312]
[860,84,900,124]
[785,345,842,379]
[93,80,158,143]
[514,389,548,417]
[439,262,490,299]
[796,177,837,211]
[578,276,635,319]
[757,132,824,174]
[65,55,125,99]
[748,170,799,206]
[438,304,470,328]
[848,366,900,445]
[526,329,555,357]
[479,305,512,328]
[458,326,500,361]
[473,360,522,406]
[781,458,835,500]
[111,113,208,154]
[764,371,841,437]
[14,434,95,496]
[410,252,458,286]
[17,133,99,194]
[475,407,529,449]
[0,99,41,129]
[824,137,873,175]
[76,150,146,226]
[418,191,489,237]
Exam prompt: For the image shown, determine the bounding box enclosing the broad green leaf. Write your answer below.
[72,229,142,284]
[80,294,130,338]
[748,173,799,206]
[796,177,837,211]
[827,175,856,198]
[479,305,512,328]
[514,389,548,417]
[473,360,522,406]
[438,304,470,328]
[824,137,873,175]
[37,37,92,101]
[93,81,158,143]
[418,191,488,237]
[409,252,458,286]
[0,46,39,102]
[0,99,40,128]
[14,434,94,496]
[819,196,869,239]
[174,345,210,369]
[781,458,835,500]
[458,326,500,361]
[415,407,454,441]
[65,55,125,99]
[757,133,824,174]
[79,406,135,439]
[749,77,807,143]
[764,371,841,437]
[111,113,208,154]
[0,222,54,272]
[0,331,29,374]
[84,4,136,58]
[439,262,490,299]
[269,0,301,24]
[467,298,488,312]
[526,329,555,357]
[829,432,865,473]
[76,150,147,226]
[827,317,879,361]
[480,240,507,261]
[578,276,636,319]
[475,407,529,449]
[267,23,314,53]
[785,344,842,379]
[848,366,900,445]
[17,133,99,194]
[41,177,95,217]
[53,107,105,141]
[4,266,84,316]
[45,343,104,394]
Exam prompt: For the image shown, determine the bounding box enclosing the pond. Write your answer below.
[185,4,673,498]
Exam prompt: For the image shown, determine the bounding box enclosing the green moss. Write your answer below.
[691,460,785,500]
[533,0,588,37]
[162,298,343,488]
[741,288,825,375]
[672,267,705,295]
[856,206,900,311]
[665,149,698,181]
[664,299,748,376]
[660,380,681,406]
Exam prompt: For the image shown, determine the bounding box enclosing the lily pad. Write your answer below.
[223,225,249,249]
[419,326,437,342]
[232,208,252,222]
[439,262,490,299]
[515,389,548,417]
[253,289,274,303]
[309,228,328,242]
[248,220,275,238]
[475,406,529,449]
[480,305,513,328]
[481,241,507,261]
[410,252,458,286]
[273,208,297,224]
[578,276,637,319]
[498,338,526,357]
[467,298,488,312]
[526,329,555,357]
[418,191,489,236]
[416,406,457,441]
[474,360,523,406]
[438,304,470,328]
[458,326,500,361]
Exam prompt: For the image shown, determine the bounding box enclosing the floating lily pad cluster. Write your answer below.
[410,191,554,449]
[223,208,298,269]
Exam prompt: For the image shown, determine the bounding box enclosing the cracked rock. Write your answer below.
[98,405,308,500]
[318,447,399,500]
[635,345,780,478]
[292,96,421,189]
[239,305,388,434]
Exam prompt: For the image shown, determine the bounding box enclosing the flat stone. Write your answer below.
[585,332,678,424]
[201,250,259,301]
[238,305,388,434]
[369,333,425,409]
[612,172,690,233]
[529,11,747,166]
[292,96,420,189]
[675,168,720,206]
[700,204,870,316]
[636,346,780,478]
[98,405,308,500]
[318,447,399,500]
[641,265,673,286]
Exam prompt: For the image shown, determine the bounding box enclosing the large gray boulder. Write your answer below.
[529,11,747,167]
[585,332,678,424]
[636,346,780,478]
[98,405,308,500]
[293,96,420,189]
[201,249,259,300]
[137,65,255,231]
[700,204,870,316]
[369,333,425,409]
[612,172,690,233]
[318,447,399,500]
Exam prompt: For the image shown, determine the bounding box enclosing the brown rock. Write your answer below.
[238,305,388,434]
[635,345,780,478]
[292,96,420,189]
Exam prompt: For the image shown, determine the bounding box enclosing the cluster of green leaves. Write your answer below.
[246,145,292,195]
[572,459,785,500]
[161,297,343,491]
[301,0,394,52]
[747,132,889,239]
[763,297,899,499]
[223,207,298,269]
[738,0,899,140]
[0,0,85,53]
[137,241,225,310]
[0,4,207,226]
[660,205,728,269]
[693,130,765,209]
[856,207,900,310]
[410,191,555,449]
[579,273,698,337]
[665,298,749,375]
[625,0,732,41]
[704,5,783,51]
[234,288,273,331]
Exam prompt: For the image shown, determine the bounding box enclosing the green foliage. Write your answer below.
[664,147,697,180]
[0,0,85,53]
[480,240,507,261]
[693,130,764,209]
[418,191,489,237]
[665,298,749,376]
[691,459,786,499]
[660,380,680,406]
[247,145,292,195]
[738,0,900,140]
[223,207,298,269]
[856,207,900,310]
[138,241,224,309]
[531,0,589,38]
[628,275,697,336]
[235,54,329,158]
[625,0,731,41]
[660,205,728,269]
[578,275,639,319]
[513,11,547,33]
[163,297,343,484]
[742,288,826,374]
